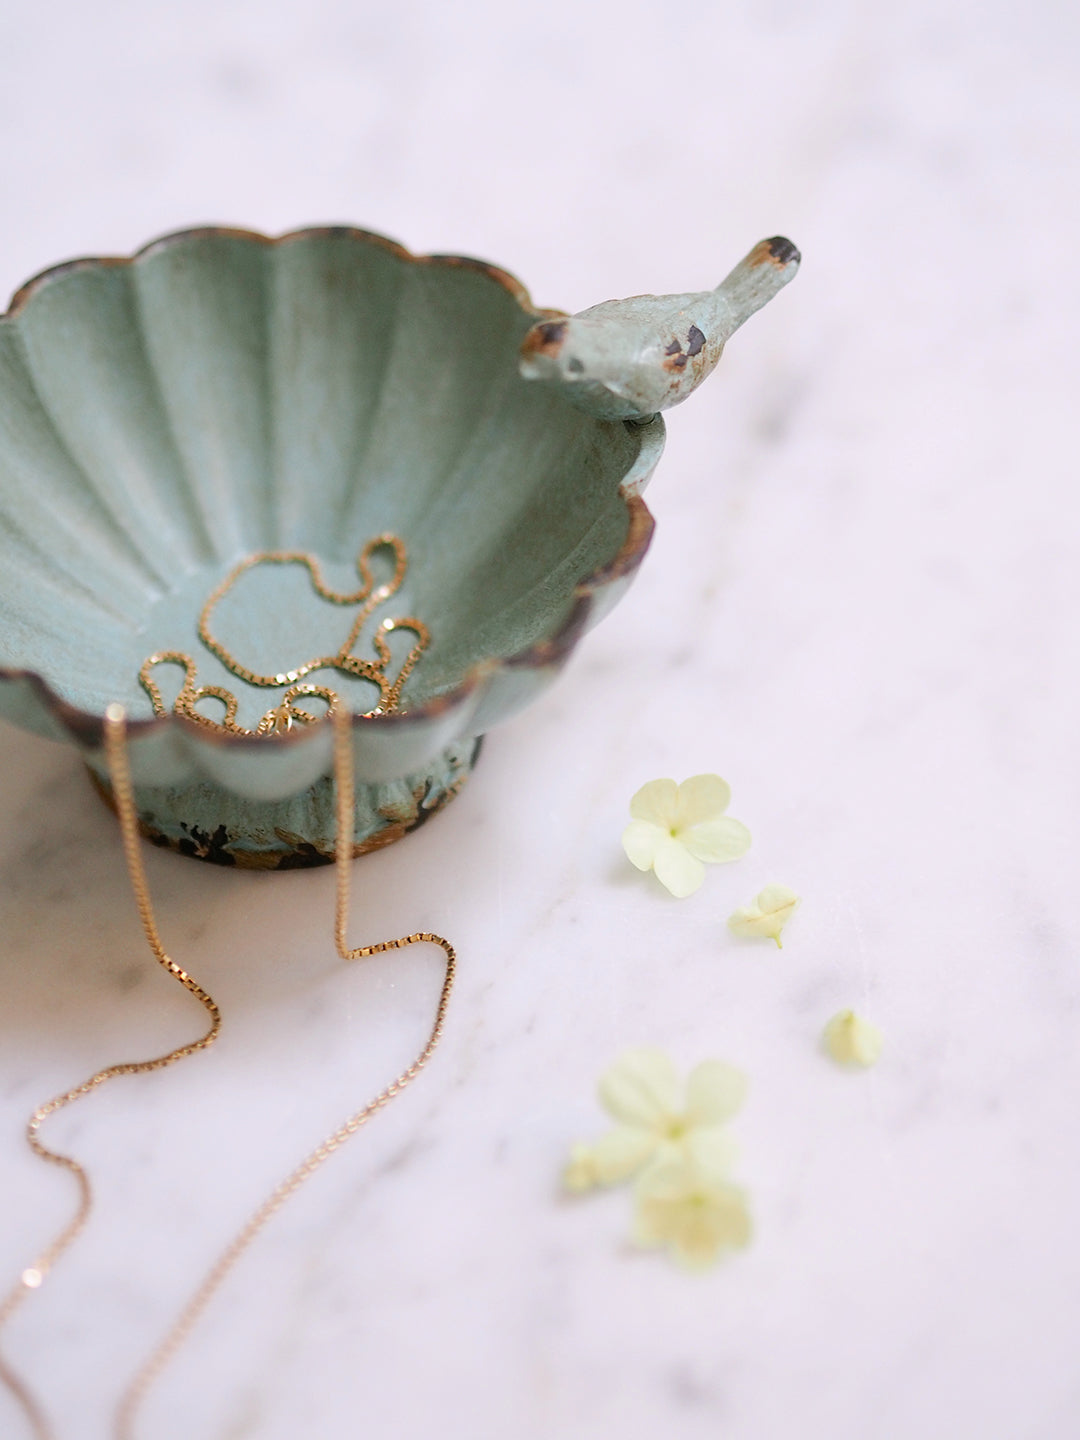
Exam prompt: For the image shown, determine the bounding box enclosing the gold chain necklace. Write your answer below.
[0,544,455,1437]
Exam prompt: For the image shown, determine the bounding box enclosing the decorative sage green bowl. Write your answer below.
[0,226,798,867]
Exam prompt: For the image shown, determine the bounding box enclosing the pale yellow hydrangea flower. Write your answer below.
[727,883,800,947]
[563,1047,746,1191]
[632,1158,752,1270]
[622,776,751,897]
[823,1010,884,1067]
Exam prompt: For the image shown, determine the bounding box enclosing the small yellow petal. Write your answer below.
[684,1060,748,1127]
[598,1047,680,1127]
[590,1125,659,1183]
[683,1127,740,1184]
[823,1010,884,1067]
[563,1143,599,1192]
[680,816,752,864]
[728,884,800,947]
[622,819,664,871]
[673,774,731,828]
[651,837,706,897]
[629,777,679,828]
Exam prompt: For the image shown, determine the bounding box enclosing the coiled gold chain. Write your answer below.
[140,534,429,735]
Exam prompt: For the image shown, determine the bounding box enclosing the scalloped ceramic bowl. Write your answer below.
[0,227,665,866]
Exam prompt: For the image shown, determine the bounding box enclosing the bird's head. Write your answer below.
[520,317,600,384]
[519,315,642,419]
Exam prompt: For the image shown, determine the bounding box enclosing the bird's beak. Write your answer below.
[712,236,801,345]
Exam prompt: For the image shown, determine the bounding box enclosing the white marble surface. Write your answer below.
[2,2,1079,1436]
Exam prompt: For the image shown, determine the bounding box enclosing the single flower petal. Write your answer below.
[823,1010,884,1067]
[563,1143,599,1192]
[673,774,731,828]
[629,777,679,828]
[598,1048,680,1128]
[680,817,752,864]
[652,837,706,897]
[685,1060,748,1126]
[590,1125,660,1184]
[728,884,800,947]
[621,819,664,872]
[755,883,799,919]
[683,1126,740,1183]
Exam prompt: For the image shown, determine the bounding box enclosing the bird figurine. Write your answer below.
[518,236,800,421]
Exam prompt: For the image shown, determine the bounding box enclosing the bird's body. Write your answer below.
[519,237,800,421]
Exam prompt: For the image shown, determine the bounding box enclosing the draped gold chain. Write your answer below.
[0,540,455,1438]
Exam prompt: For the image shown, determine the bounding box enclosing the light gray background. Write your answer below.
[1,3,1077,1437]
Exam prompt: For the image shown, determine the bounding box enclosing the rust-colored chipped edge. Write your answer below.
[0,223,661,750]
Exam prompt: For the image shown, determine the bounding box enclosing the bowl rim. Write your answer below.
[0,223,663,748]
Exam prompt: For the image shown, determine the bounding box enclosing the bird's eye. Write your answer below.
[567,357,585,375]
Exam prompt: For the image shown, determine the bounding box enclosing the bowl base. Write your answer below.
[88,737,482,869]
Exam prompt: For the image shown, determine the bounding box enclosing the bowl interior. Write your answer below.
[0,230,641,725]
